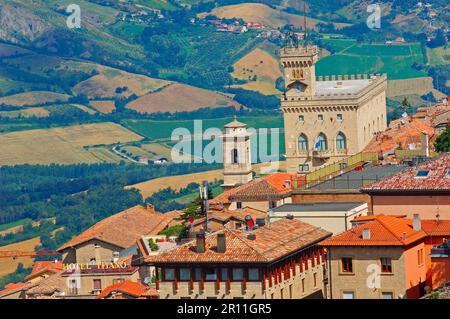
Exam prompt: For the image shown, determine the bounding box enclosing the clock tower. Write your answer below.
[280,32,319,99]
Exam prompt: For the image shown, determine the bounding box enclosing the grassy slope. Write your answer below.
[317,39,427,79]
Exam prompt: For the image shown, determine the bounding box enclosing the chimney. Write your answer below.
[362,228,371,240]
[402,232,407,241]
[421,133,429,157]
[217,233,226,253]
[146,203,154,211]
[413,214,421,231]
[196,233,206,253]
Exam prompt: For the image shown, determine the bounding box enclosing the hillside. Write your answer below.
[126,83,240,113]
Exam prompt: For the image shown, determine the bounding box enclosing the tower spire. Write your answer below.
[303,2,308,49]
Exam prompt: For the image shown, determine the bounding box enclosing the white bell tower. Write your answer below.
[221,117,253,190]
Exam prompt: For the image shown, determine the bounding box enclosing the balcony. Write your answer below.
[335,148,348,155]
[312,149,332,158]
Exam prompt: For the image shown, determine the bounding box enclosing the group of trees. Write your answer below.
[435,124,450,152]
[0,162,221,249]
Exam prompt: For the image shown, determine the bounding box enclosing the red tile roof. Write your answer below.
[364,118,435,154]
[321,215,427,247]
[211,173,299,204]
[58,205,174,251]
[362,153,450,192]
[25,260,63,280]
[0,282,28,295]
[422,220,450,236]
[191,207,266,227]
[96,281,158,299]
[145,218,331,264]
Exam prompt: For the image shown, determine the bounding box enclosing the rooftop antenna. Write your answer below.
[199,181,210,233]
[303,2,308,50]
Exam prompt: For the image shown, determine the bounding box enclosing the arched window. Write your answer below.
[336,132,347,150]
[316,133,328,151]
[298,134,308,151]
[231,149,239,164]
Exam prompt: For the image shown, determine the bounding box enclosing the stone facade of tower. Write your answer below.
[221,118,253,190]
[280,44,388,174]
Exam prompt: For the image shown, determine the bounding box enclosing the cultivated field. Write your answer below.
[0,237,41,277]
[0,43,32,58]
[0,91,71,107]
[231,48,282,95]
[126,83,240,114]
[89,100,116,113]
[72,68,170,99]
[0,107,49,118]
[317,40,427,79]
[210,3,349,29]
[122,116,284,141]
[0,122,143,165]
[386,77,436,97]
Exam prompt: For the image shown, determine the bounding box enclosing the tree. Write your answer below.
[435,124,450,152]
[401,97,411,114]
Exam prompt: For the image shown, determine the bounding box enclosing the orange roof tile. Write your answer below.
[321,215,427,247]
[25,260,63,280]
[422,220,450,236]
[364,118,435,154]
[362,153,450,192]
[211,173,297,204]
[96,281,158,299]
[192,207,266,227]
[145,218,331,264]
[0,282,28,295]
[58,205,174,251]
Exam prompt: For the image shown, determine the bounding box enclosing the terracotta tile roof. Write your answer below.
[96,281,158,299]
[145,218,331,264]
[25,271,64,296]
[25,260,63,281]
[321,215,427,247]
[364,118,435,154]
[0,282,28,296]
[422,220,450,236]
[362,153,450,192]
[211,173,297,204]
[58,205,174,251]
[192,207,266,227]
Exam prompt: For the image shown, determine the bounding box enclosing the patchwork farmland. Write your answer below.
[0,122,143,165]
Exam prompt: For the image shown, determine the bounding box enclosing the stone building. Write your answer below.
[321,214,450,299]
[280,43,387,173]
[144,218,332,299]
[57,204,177,264]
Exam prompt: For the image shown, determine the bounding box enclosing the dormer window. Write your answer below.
[445,169,450,178]
[299,115,304,121]
[318,114,324,121]
[415,170,430,178]
[337,114,343,121]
